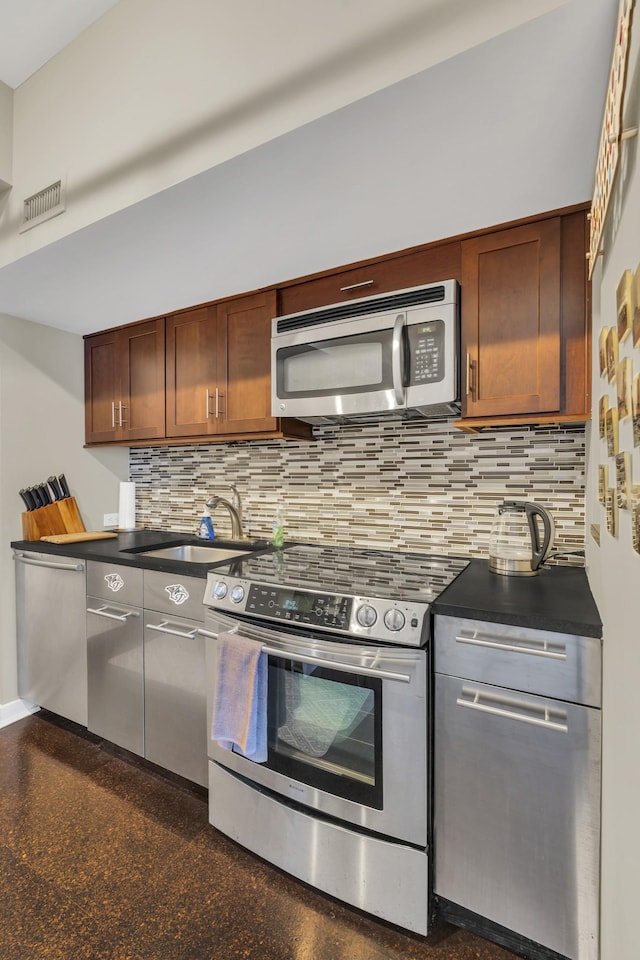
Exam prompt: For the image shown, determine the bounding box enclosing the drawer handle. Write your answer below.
[86,605,139,622]
[146,621,198,640]
[456,687,568,732]
[339,280,375,292]
[455,632,566,660]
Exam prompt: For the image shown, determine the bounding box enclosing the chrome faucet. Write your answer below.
[206,487,245,540]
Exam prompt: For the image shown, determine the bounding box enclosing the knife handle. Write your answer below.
[28,486,44,508]
[47,475,63,501]
[38,483,52,505]
[19,489,33,511]
[58,474,71,498]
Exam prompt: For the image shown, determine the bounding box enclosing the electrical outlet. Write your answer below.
[103,513,119,528]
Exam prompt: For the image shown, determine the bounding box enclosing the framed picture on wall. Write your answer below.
[599,395,609,438]
[616,452,631,509]
[634,372,640,447]
[599,328,609,376]
[617,269,634,342]
[606,406,619,456]
[606,486,618,537]
[606,327,619,383]
[634,263,640,346]
[599,464,609,505]
[617,357,633,419]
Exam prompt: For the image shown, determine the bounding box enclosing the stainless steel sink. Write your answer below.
[138,544,253,563]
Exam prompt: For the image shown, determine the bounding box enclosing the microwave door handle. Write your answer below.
[392,314,405,406]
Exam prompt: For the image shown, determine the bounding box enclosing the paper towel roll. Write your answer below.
[118,481,136,530]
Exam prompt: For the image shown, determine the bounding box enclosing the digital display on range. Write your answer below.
[246,584,352,629]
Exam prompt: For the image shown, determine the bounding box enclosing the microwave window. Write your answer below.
[283,341,383,394]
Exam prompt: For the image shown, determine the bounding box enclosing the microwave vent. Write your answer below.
[276,283,447,334]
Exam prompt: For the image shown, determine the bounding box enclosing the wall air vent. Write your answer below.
[19,179,65,233]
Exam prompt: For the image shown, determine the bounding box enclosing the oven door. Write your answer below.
[271,311,406,420]
[203,610,428,847]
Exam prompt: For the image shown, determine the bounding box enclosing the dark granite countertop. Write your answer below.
[433,558,602,638]
[10,529,272,579]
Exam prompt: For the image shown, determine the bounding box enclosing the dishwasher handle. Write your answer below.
[457,686,568,733]
[14,553,84,573]
[455,630,566,660]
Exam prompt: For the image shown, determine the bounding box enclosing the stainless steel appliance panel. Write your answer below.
[209,760,429,936]
[203,610,428,846]
[86,561,143,607]
[15,551,87,726]
[434,673,601,960]
[435,614,602,707]
[86,595,143,755]
[144,611,207,786]
[143,570,206,622]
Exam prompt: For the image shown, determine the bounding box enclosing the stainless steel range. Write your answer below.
[201,544,467,935]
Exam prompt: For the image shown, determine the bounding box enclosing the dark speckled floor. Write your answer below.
[0,714,520,960]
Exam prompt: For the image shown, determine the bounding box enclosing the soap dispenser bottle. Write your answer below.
[198,506,215,540]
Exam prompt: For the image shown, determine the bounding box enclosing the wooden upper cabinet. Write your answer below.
[279,243,461,316]
[217,290,279,434]
[461,219,562,419]
[165,306,219,438]
[85,319,165,443]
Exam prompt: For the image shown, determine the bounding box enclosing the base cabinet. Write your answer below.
[433,615,601,960]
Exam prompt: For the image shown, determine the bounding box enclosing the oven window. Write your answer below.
[267,657,383,809]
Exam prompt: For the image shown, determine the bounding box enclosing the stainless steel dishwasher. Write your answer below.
[14,550,87,726]
[433,614,602,960]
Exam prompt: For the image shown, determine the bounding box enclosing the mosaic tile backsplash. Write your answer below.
[130,420,586,564]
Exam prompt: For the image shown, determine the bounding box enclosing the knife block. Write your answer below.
[21,498,86,541]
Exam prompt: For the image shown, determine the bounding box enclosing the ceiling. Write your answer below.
[0,0,618,336]
[0,0,120,88]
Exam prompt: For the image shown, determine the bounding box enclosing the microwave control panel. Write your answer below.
[407,318,445,384]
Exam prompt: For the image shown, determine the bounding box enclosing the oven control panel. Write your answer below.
[204,575,430,645]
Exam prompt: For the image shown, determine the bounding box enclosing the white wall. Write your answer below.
[0,314,128,704]
[0,81,12,189]
[584,16,640,960]
[0,0,591,273]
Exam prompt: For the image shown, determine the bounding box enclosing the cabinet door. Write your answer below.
[461,219,561,418]
[279,243,461,316]
[85,330,120,443]
[165,306,219,437]
[216,290,279,434]
[118,318,166,440]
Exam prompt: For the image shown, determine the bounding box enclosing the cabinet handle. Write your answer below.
[119,401,127,425]
[465,354,476,398]
[205,389,212,419]
[456,686,568,732]
[146,621,198,639]
[111,401,116,428]
[455,631,567,660]
[216,389,225,417]
[339,280,375,293]
[86,605,140,622]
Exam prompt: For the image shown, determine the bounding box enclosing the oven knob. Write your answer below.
[230,585,245,604]
[384,608,405,632]
[213,581,228,599]
[356,604,377,627]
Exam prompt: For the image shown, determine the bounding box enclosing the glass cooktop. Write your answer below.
[223,543,468,604]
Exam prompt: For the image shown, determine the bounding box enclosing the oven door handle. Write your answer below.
[199,629,411,683]
[261,645,411,683]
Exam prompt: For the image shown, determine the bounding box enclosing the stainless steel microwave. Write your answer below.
[271,280,460,424]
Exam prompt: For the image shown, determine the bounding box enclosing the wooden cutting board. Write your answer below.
[40,531,118,544]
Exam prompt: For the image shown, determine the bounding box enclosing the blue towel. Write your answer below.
[211,631,267,763]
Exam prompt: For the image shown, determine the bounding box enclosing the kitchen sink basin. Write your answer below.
[137,544,254,563]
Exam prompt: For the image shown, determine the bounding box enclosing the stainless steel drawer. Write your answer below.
[86,561,143,606]
[434,614,602,707]
[143,570,205,621]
